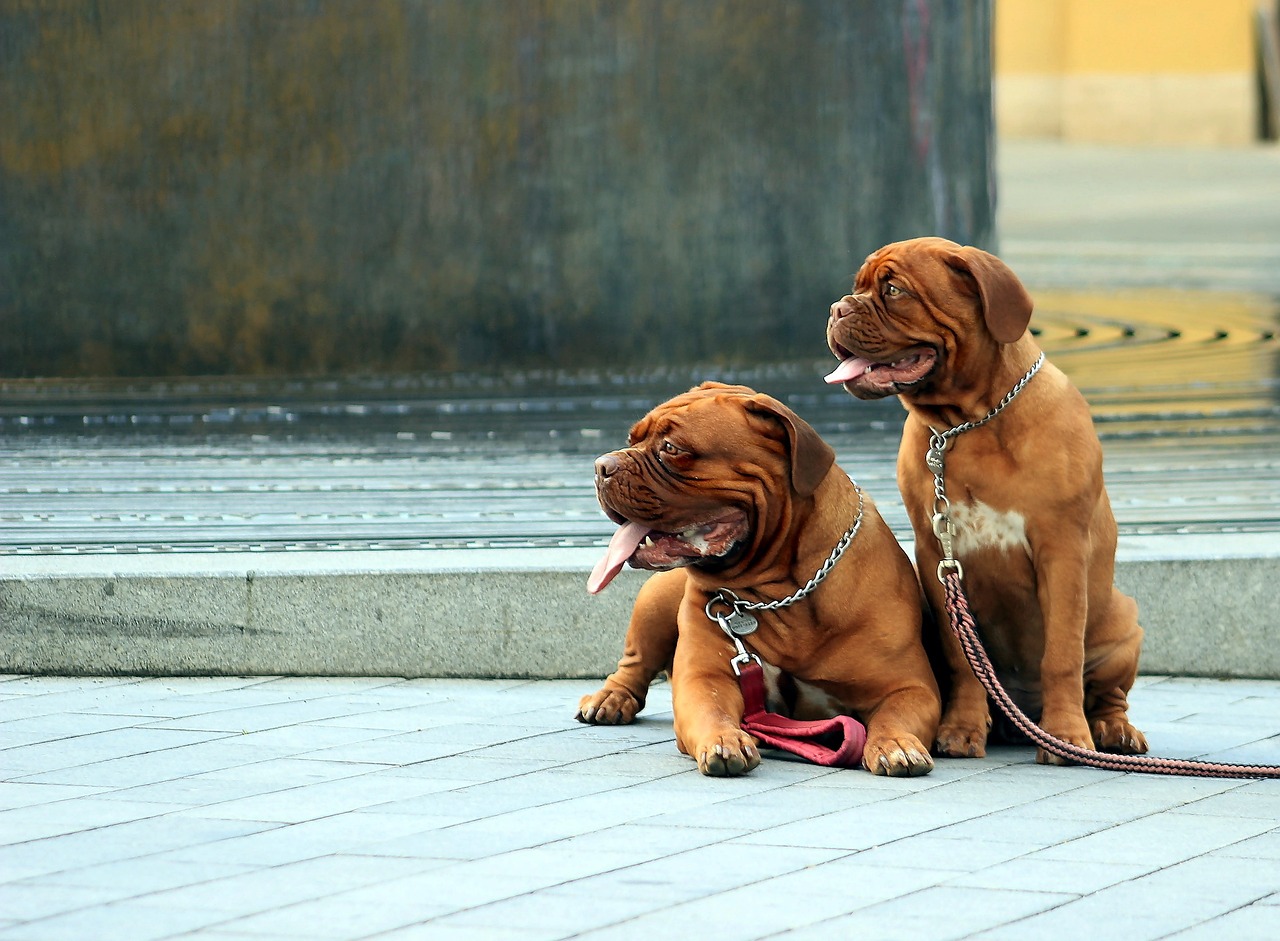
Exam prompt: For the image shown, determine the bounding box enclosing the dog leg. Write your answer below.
[934,670,993,758]
[578,570,683,725]
[929,576,994,758]
[670,628,761,777]
[1034,548,1097,765]
[1085,589,1148,754]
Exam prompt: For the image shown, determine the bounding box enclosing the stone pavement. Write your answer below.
[2,673,1280,941]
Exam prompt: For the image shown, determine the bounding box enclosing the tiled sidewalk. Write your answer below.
[2,674,1279,940]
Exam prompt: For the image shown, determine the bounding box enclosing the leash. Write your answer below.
[929,354,1280,779]
[704,486,868,767]
[941,571,1280,778]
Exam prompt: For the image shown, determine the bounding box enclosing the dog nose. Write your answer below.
[830,297,854,321]
[594,453,620,480]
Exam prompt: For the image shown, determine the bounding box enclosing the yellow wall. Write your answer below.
[995,0,1262,144]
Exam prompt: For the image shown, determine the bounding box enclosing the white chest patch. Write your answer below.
[949,500,1030,558]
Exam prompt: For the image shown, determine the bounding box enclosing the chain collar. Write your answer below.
[704,483,865,653]
[926,352,1045,581]
[927,351,1045,454]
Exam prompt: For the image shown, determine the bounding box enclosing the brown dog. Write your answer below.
[577,381,940,777]
[825,236,1148,764]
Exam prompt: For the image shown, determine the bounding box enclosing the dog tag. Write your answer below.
[725,611,758,636]
[926,445,946,476]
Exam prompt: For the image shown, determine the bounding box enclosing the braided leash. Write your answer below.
[942,571,1280,778]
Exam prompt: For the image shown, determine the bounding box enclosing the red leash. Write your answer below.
[942,571,1280,778]
[735,658,866,768]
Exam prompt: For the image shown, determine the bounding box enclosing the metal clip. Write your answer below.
[730,651,761,676]
[710,611,760,675]
[932,511,956,562]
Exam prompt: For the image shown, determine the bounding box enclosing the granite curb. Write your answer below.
[2,535,1276,679]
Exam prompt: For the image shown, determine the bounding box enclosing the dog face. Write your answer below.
[587,381,835,593]
[825,236,1034,400]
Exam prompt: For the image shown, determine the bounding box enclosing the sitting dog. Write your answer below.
[825,236,1148,764]
[577,381,940,776]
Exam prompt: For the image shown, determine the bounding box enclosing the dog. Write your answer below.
[825,236,1148,764]
[576,381,940,777]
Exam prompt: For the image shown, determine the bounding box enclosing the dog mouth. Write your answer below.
[587,511,749,594]
[824,345,937,397]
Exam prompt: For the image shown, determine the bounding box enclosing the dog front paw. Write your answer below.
[1035,719,1095,765]
[865,735,934,776]
[577,688,641,725]
[691,731,761,777]
[1092,718,1148,755]
[935,719,990,758]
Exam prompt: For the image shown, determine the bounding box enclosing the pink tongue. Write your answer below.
[824,356,872,384]
[588,521,652,594]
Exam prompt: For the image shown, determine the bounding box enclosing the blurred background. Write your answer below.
[1,0,1275,375]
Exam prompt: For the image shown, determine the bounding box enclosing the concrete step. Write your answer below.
[2,534,1276,679]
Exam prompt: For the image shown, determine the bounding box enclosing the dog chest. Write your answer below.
[949,500,1030,558]
[759,661,848,720]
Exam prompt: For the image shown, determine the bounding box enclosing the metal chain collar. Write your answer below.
[704,483,865,659]
[926,351,1045,582]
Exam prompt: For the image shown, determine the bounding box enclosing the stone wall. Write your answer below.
[0,0,994,378]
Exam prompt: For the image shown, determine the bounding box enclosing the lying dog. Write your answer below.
[825,236,1147,764]
[577,381,940,776]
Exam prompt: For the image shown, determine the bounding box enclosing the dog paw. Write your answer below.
[1092,718,1148,755]
[576,689,641,725]
[692,731,760,777]
[934,722,989,758]
[864,736,934,777]
[1034,720,1095,765]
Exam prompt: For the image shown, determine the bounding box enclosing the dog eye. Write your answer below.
[884,283,902,298]
[658,440,692,464]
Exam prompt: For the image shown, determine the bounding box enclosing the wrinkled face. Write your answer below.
[825,241,971,400]
[825,237,1035,402]
[586,387,802,594]
[587,394,763,593]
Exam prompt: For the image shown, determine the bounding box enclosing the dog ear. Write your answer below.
[744,394,835,497]
[693,380,755,395]
[947,246,1034,344]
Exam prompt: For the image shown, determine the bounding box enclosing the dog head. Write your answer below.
[587,381,835,593]
[825,236,1034,400]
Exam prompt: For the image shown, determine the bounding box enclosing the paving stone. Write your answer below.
[729,885,1074,941]
[3,673,1280,939]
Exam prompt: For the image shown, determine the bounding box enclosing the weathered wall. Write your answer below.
[0,0,994,378]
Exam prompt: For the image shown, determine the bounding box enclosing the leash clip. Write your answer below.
[707,599,762,676]
[729,650,761,677]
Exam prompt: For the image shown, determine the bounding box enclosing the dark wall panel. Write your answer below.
[0,0,994,377]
